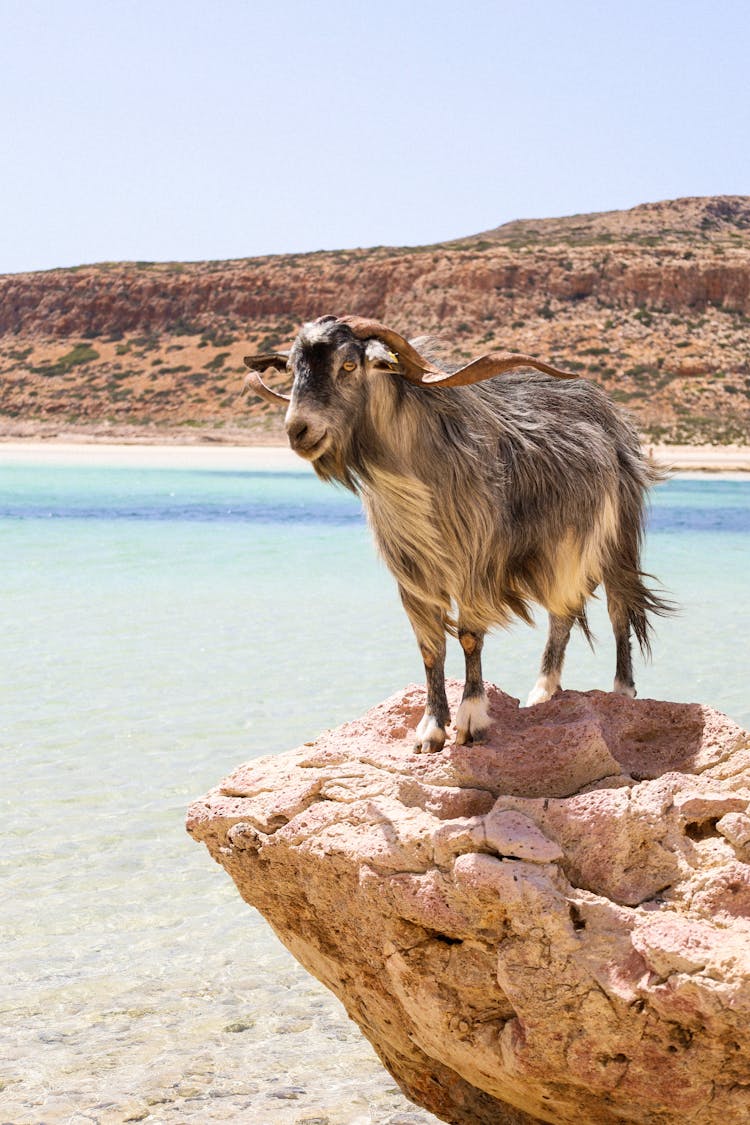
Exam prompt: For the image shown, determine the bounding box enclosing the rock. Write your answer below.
[2,196,750,445]
[187,682,750,1125]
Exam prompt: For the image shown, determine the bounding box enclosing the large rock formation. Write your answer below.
[2,196,750,443]
[187,682,750,1125]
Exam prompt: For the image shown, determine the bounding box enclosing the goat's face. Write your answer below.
[284,316,399,466]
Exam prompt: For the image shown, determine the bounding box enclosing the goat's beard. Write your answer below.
[312,445,358,493]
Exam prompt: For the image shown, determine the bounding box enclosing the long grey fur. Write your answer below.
[250,315,673,752]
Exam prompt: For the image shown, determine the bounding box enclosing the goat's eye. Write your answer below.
[341,361,357,372]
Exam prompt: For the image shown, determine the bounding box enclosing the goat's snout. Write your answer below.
[286,417,309,446]
[285,411,329,460]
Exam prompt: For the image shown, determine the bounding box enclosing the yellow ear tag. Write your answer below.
[387,351,399,366]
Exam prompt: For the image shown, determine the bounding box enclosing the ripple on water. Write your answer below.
[2,467,748,1123]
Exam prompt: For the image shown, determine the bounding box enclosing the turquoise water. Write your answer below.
[1,460,748,1124]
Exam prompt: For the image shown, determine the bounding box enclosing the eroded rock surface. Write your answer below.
[187,683,750,1125]
[3,196,750,444]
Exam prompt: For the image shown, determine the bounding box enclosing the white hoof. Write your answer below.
[415,713,447,753]
[614,678,636,698]
[455,695,490,745]
[525,674,560,707]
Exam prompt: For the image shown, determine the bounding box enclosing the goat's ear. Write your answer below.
[243,352,289,372]
[364,338,403,374]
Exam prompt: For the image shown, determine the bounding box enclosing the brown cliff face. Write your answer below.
[1,195,749,443]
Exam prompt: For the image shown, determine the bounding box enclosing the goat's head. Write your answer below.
[244,315,578,473]
[244,316,403,468]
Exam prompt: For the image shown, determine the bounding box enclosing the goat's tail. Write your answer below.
[603,565,676,661]
[605,444,677,659]
[626,572,677,660]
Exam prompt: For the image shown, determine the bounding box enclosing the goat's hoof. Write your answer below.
[455,696,490,745]
[417,737,445,753]
[456,725,489,746]
[614,679,637,698]
[415,714,447,753]
[525,678,560,707]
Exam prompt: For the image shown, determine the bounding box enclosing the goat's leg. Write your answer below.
[606,587,636,697]
[415,638,449,752]
[399,586,449,752]
[526,613,574,705]
[456,627,489,744]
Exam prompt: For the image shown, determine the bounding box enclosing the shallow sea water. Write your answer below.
[1,458,748,1124]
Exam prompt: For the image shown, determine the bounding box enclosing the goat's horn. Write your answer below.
[337,315,440,383]
[420,352,578,387]
[338,317,576,386]
[242,354,291,405]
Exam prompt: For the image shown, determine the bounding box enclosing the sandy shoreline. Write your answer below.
[0,439,749,476]
[647,444,750,473]
[0,440,310,472]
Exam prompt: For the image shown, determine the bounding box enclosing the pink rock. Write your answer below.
[187,682,750,1125]
[482,809,564,864]
[718,811,750,850]
[673,790,748,819]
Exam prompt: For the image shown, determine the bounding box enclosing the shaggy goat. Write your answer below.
[244,314,670,752]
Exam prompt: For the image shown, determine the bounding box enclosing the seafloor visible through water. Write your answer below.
[1,459,748,1124]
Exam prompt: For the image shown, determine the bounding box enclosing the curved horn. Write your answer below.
[337,317,577,386]
[420,352,579,387]
[337,315,441,383]
[242,354,291,405]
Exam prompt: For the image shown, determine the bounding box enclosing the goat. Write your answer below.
[244,314,671,752]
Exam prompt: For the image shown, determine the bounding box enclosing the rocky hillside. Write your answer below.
[1,195,749,443]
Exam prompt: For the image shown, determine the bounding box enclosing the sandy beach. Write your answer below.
[647,443,750,474]
[1,439,749,476]
[0,440,309,472]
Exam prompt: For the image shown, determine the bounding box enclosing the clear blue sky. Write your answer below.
[2,0,748,274]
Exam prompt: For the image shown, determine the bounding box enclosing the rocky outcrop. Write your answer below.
[1,237,749,340]
[2,195,749,443]
[187,682,750,1125]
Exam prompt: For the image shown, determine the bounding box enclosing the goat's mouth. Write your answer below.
[290,430,331,461]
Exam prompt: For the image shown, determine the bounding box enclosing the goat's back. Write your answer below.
[362,372,655,632]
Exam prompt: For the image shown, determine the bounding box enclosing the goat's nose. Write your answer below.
[286,418,309,447]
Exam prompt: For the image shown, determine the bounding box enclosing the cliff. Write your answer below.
[2,196,750,444]
[187,681,750,1125]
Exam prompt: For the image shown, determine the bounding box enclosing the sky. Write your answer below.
[2,0,749,274]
